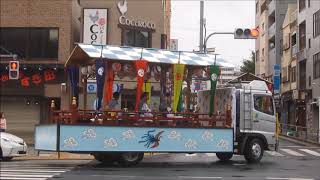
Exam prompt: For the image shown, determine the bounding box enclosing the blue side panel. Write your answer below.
[59,125,233,153]
[35,124,58,151]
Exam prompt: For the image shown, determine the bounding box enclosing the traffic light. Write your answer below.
[234,28,259,39]
[9,61,19,80]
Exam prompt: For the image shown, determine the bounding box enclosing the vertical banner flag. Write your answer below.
[96,59,105,110]
[104,61,114,105]
[68,66,79,106]
[173,64,185,112]
[135,60,148,111]
[143,80,152,104]
[209,65,220,116]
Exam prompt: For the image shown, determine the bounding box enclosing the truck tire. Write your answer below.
[216,152,233,162]
[118,152,144,167]
[244,138,264,163]
[93,153,119,164]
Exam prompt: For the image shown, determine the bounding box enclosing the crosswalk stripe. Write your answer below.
[0,177,47,180]
[280,149,305,156]
[299,149,320,156]
[0,174,54,178]
[265,151,284,156]
[205,153,216,157]
[0,169,68,173]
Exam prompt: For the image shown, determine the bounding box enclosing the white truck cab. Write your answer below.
[197,80,277,163]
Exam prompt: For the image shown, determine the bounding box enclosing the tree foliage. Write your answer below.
[240,51,255,74]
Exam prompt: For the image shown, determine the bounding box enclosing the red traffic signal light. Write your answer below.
[9,61,19,80]
[234,28,259,39]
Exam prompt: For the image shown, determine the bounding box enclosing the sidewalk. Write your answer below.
[280,135,320,147]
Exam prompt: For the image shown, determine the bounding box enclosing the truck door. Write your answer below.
[251,94,276,136]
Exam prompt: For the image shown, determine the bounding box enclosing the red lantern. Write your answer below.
[21,77,30,87]
[32,73,42,85]
[44,70,56,82]
[1,74,9,82]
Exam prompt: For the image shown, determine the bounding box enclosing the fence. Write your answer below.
[280,123,320,144]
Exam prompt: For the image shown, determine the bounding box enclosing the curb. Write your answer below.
[14,152,161,161]
[280,135,320,147]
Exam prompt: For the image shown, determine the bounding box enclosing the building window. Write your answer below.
[291,33,297,46]
[299,0,306,12]
[121,28,151,48]
[291,66,296,82]
[314,9,320,37]
[299,21,306,50]
[254,95,274,115]
[308,0,310,8]
[0,27,58,59]
[314,52,320,79]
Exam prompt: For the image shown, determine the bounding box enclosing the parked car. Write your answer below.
[0,132,27,161]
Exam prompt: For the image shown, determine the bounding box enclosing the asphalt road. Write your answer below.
[1,138,320,180]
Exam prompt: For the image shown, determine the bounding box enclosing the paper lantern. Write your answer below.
[87,65,93,74]
[81,67,88,75]
[112,63,122,72]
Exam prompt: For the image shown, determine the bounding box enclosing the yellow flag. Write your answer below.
[173,64,185,112]
[143,80,151,104]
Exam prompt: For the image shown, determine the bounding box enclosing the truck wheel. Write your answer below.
[244,138,264,163]
[93,153,119,164]
[216,152,233,162]
[118,152,144,167]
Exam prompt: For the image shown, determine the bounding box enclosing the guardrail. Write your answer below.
[279,123,320,144]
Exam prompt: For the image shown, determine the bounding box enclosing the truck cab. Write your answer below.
[235,80,277,162]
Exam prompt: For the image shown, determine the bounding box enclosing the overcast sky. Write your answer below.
[171,0,255,66]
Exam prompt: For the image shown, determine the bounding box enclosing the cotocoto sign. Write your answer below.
[117,0,156,30]
[83,9,108,45]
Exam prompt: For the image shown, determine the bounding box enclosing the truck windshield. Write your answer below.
[253,95,274,115]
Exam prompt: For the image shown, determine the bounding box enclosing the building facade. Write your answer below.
[280,4,299,128]
[255,0,296,81]
[296,0,320,141]
[0,0,171,143]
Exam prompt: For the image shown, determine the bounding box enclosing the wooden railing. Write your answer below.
[48,99,232,128]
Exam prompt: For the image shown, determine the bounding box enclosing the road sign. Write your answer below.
[273,64,281,94]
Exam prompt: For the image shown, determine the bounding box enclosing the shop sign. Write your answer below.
[87,83,97,93]
[83,9,108,45]
[117,0,156,30]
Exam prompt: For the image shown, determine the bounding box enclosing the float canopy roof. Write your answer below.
[66,44,227,67]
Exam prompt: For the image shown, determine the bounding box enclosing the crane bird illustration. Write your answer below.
[139,130,164,149]
[117,0,128,15]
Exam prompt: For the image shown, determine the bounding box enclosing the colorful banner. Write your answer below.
[95,59,105,110]
[173,64,185,112]
[104,61,114,106]
[68,66,79,105]
[209,65,220,116]
[135,60,148,111]
[143,80,152,104]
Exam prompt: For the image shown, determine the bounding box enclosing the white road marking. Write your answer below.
[185,154,197,157]
[265,151,285,156]
[299,149,320,156]
[205,153,216,157]
[179,176,222,179]
[266,177,314,180]
[0,177,47,180]
[0,174,54,178]
[0,169,68,173]
[280,149,305,156]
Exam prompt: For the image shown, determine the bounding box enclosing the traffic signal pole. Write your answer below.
[203,32,234,53]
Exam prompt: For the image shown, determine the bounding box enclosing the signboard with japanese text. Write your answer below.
[83,9,108,45]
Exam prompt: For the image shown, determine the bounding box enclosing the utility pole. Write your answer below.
[199,0,204,52]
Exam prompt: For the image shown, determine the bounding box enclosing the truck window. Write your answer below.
[253,95,274,115]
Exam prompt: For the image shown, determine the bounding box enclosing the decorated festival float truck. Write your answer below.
[35,44,278,166]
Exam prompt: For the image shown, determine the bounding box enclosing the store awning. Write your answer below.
[66,44,224,67]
